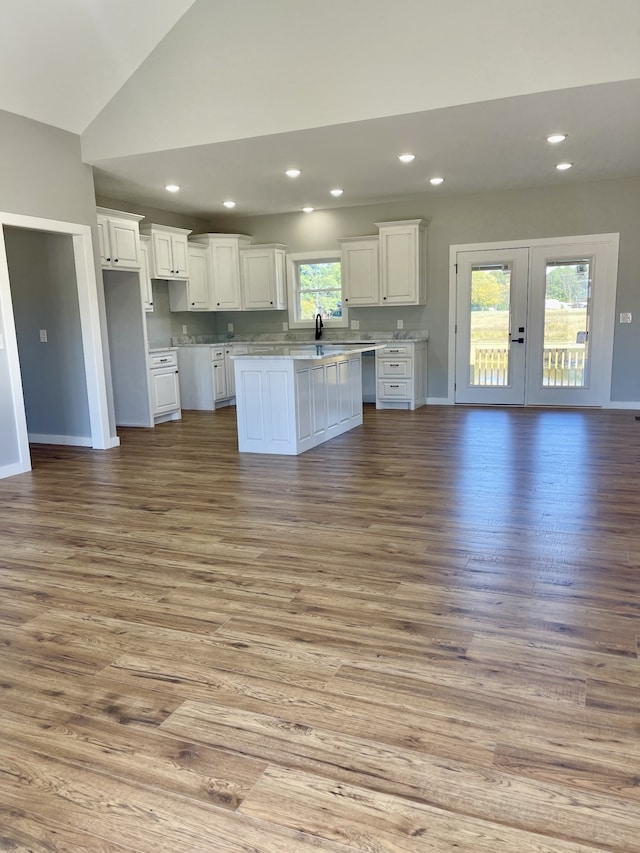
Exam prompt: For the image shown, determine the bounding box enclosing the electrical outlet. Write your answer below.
[397,319,404,330]
[227,323,234,332]
[39,329,47,342]
[620,312,632,324]
[350,319,360,330]
[282,321,289,331]
[182,325,188,334]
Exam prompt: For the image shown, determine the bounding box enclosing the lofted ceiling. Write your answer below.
[1,0,639,218]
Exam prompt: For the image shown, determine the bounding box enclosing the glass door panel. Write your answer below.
[541,259,591,388]
[469,264,512,387]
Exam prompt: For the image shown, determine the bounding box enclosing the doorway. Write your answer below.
[450,235,619,406]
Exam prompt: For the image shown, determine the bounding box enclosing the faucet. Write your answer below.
[315,313,324,340]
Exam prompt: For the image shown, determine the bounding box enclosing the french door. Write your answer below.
[454,236,618,407]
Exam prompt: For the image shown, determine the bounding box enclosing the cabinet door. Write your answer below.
[151,232,174,278]
[97,217,111,266]
[241,250,274,309]
[379,227,417,304]
[108,219,140,269]
[171,234,189,279]
[211,240,242,310]
[225,350,235,398]
[342,239,379,306]
[212,359,227,401]
[151,368,180,414]
[139,240,154,311]
[187,249,209,309]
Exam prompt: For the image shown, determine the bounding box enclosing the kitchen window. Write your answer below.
[286,251,347,328]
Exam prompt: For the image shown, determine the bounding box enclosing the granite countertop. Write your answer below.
[172,331,429,348]
[229,343,387,361]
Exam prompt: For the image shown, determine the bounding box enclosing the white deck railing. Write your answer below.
[471,345,587,387]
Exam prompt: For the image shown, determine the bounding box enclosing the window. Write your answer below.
[286,251,347,328]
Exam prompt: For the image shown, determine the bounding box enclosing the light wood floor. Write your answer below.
[1,405,640,852]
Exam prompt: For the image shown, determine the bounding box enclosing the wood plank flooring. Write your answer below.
[1,404,639,851]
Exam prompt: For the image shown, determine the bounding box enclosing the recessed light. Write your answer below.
[547,133,567,144]
[164,184,180,192]
[223,200,236,208]
[330,188,344,197]
[398,153,416,163]
[429,177,445,186]
[285,168,302,178]
[302,207,314,213]
[556,162,573,171]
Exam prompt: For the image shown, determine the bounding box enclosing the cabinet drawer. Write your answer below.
[382,345,410,357]
[377,379,411,400]
[210,347,225,360]
[149,351,177,368]
[377,358,412,379]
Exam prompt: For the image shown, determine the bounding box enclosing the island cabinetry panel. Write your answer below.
[97,207,143,270]
[140,224,191,280]
[375,219,428,305]
[234,353,363,455]
[339,236,379,306]
[240,244,287,310]
[376,341,427,410]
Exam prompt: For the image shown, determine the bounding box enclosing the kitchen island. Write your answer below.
[231,343,385,454]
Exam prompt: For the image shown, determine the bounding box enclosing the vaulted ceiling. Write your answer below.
[2,0,639,217]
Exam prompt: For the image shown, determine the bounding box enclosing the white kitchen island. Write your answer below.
[231,344,385,454]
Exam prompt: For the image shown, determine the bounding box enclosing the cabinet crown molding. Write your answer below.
[140,223,192,236]
[374,219,429,229]
[96,207,144,222]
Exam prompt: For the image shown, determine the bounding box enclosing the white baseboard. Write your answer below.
[427,397,453,405]
[0,461,31,479]
[28,433,93,447]
[603,401,640,410]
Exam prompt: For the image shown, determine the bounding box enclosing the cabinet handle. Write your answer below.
[383,296,386,300]
[345,298,349,302]
[388,349,400,353]
[270,301,273,305]
[390,363,400,367]
[191,302,195,306]
[114,258,119,263]
[150,302,153,306]
[106,257,111,262]
[390,384,399,388]
[159,358,168,362]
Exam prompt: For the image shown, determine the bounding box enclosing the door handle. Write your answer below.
[511,337,524,343]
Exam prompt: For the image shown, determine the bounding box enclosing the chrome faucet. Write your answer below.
[315,313,324,340]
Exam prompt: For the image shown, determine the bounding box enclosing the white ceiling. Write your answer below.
[1,0,639,218]
[0,0,195,133]
[90,80,640,217]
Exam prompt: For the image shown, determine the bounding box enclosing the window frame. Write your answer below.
[286,250,348,329]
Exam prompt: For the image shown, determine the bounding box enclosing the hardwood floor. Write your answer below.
[1,404,639,851]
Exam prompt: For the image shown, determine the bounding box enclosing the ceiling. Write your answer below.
[91,79,640,217]
[1,0,639,219]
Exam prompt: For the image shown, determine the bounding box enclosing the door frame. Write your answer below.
[447,233,620,406]
[0,211,118,480]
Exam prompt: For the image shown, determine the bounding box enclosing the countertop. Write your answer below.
[229,343,387,360]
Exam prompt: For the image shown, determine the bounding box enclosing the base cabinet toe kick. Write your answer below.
[231,344,385,455]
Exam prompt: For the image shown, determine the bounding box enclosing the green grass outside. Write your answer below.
[471,308,588,347]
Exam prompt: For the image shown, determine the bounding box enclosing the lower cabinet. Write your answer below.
[176,345,237,410]
[149,350,182,422]
[211,347,228,402]
[375,341,427,410]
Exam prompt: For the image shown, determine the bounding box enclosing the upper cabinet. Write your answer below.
[96,207,143,270]
[139,236,154,312]
[240,244,287,310]
[375,219,428,305]
[168,242,210,311]
[191,233,252,311]
[339,236,379,307]
[140,224,191,280]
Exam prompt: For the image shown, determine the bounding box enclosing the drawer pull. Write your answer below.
[159,358,168,362]
[389,363,400,367]
[390,384,400,388]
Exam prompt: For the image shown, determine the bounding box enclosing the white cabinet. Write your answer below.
[148,349,181,422]
[240,244,287,310]
[339,236,379,306]
[140,224,191,280]
[211,346,227,402]
[375,341,427,410]
[168,243,210,311]
[191,233,252,311]
[375,219,428,305]
[97,207,143,270]
[226,344,247,398]
[139,236,154,311]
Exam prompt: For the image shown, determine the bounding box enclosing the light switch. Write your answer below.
[282,321,289,331]
[350,320,359,330]
[182,325,188,334]
[39,329,47,342]
[227,323,234,332]
[397,319,404,330]
[620,312,632,324]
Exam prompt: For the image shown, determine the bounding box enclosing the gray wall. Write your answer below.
[0,109,105,470]
[213,177,640,401]
[5,228,90,439]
